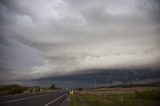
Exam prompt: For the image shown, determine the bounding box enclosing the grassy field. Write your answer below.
[70,87,160,106]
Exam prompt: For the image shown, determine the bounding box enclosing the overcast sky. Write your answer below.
[0,0,160,87]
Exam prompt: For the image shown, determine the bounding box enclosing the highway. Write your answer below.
[0,91,68,106]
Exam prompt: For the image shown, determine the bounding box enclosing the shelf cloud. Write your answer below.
[0,0,160,87]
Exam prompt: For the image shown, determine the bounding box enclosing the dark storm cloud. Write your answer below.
[140,0,160,23]
[0,0,37,21]
[0,0,160,87]
[34,68,160,88]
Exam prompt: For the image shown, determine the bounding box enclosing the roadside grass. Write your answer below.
[135,89,160,100]
[82,92,160,106]
[70,94,80,106]
[70,89,160,106]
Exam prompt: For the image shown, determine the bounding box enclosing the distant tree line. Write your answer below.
[49,84,59,89]
[0,84,27,95]
[0,84,60,96]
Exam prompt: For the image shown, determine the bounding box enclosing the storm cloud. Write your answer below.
[0,0,160,87]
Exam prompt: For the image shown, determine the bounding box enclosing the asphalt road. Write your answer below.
[0,91,68,106]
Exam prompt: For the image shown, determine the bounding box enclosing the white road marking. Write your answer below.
[0,93,30,98]
[0,91,57,98]
[0,92,59,104]
[44,93,66,106]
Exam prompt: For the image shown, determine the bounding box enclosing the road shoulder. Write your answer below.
[60,95,70,106]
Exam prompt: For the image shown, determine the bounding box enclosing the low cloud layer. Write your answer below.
[0,0,160,87]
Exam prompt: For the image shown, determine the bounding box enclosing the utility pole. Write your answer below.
[94,79,96,90]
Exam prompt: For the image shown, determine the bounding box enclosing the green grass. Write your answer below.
[83,93,160,106]
[70,94,80,106]
[70,89,160,106]
[135,90,160,100]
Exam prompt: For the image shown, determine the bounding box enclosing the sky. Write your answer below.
[0,0,160,88]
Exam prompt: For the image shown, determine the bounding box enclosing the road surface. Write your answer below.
[0,91,68,106]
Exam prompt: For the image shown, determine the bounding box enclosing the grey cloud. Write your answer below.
[0,0,39,21]
[81,5,158,26]
[0,0,160,87]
